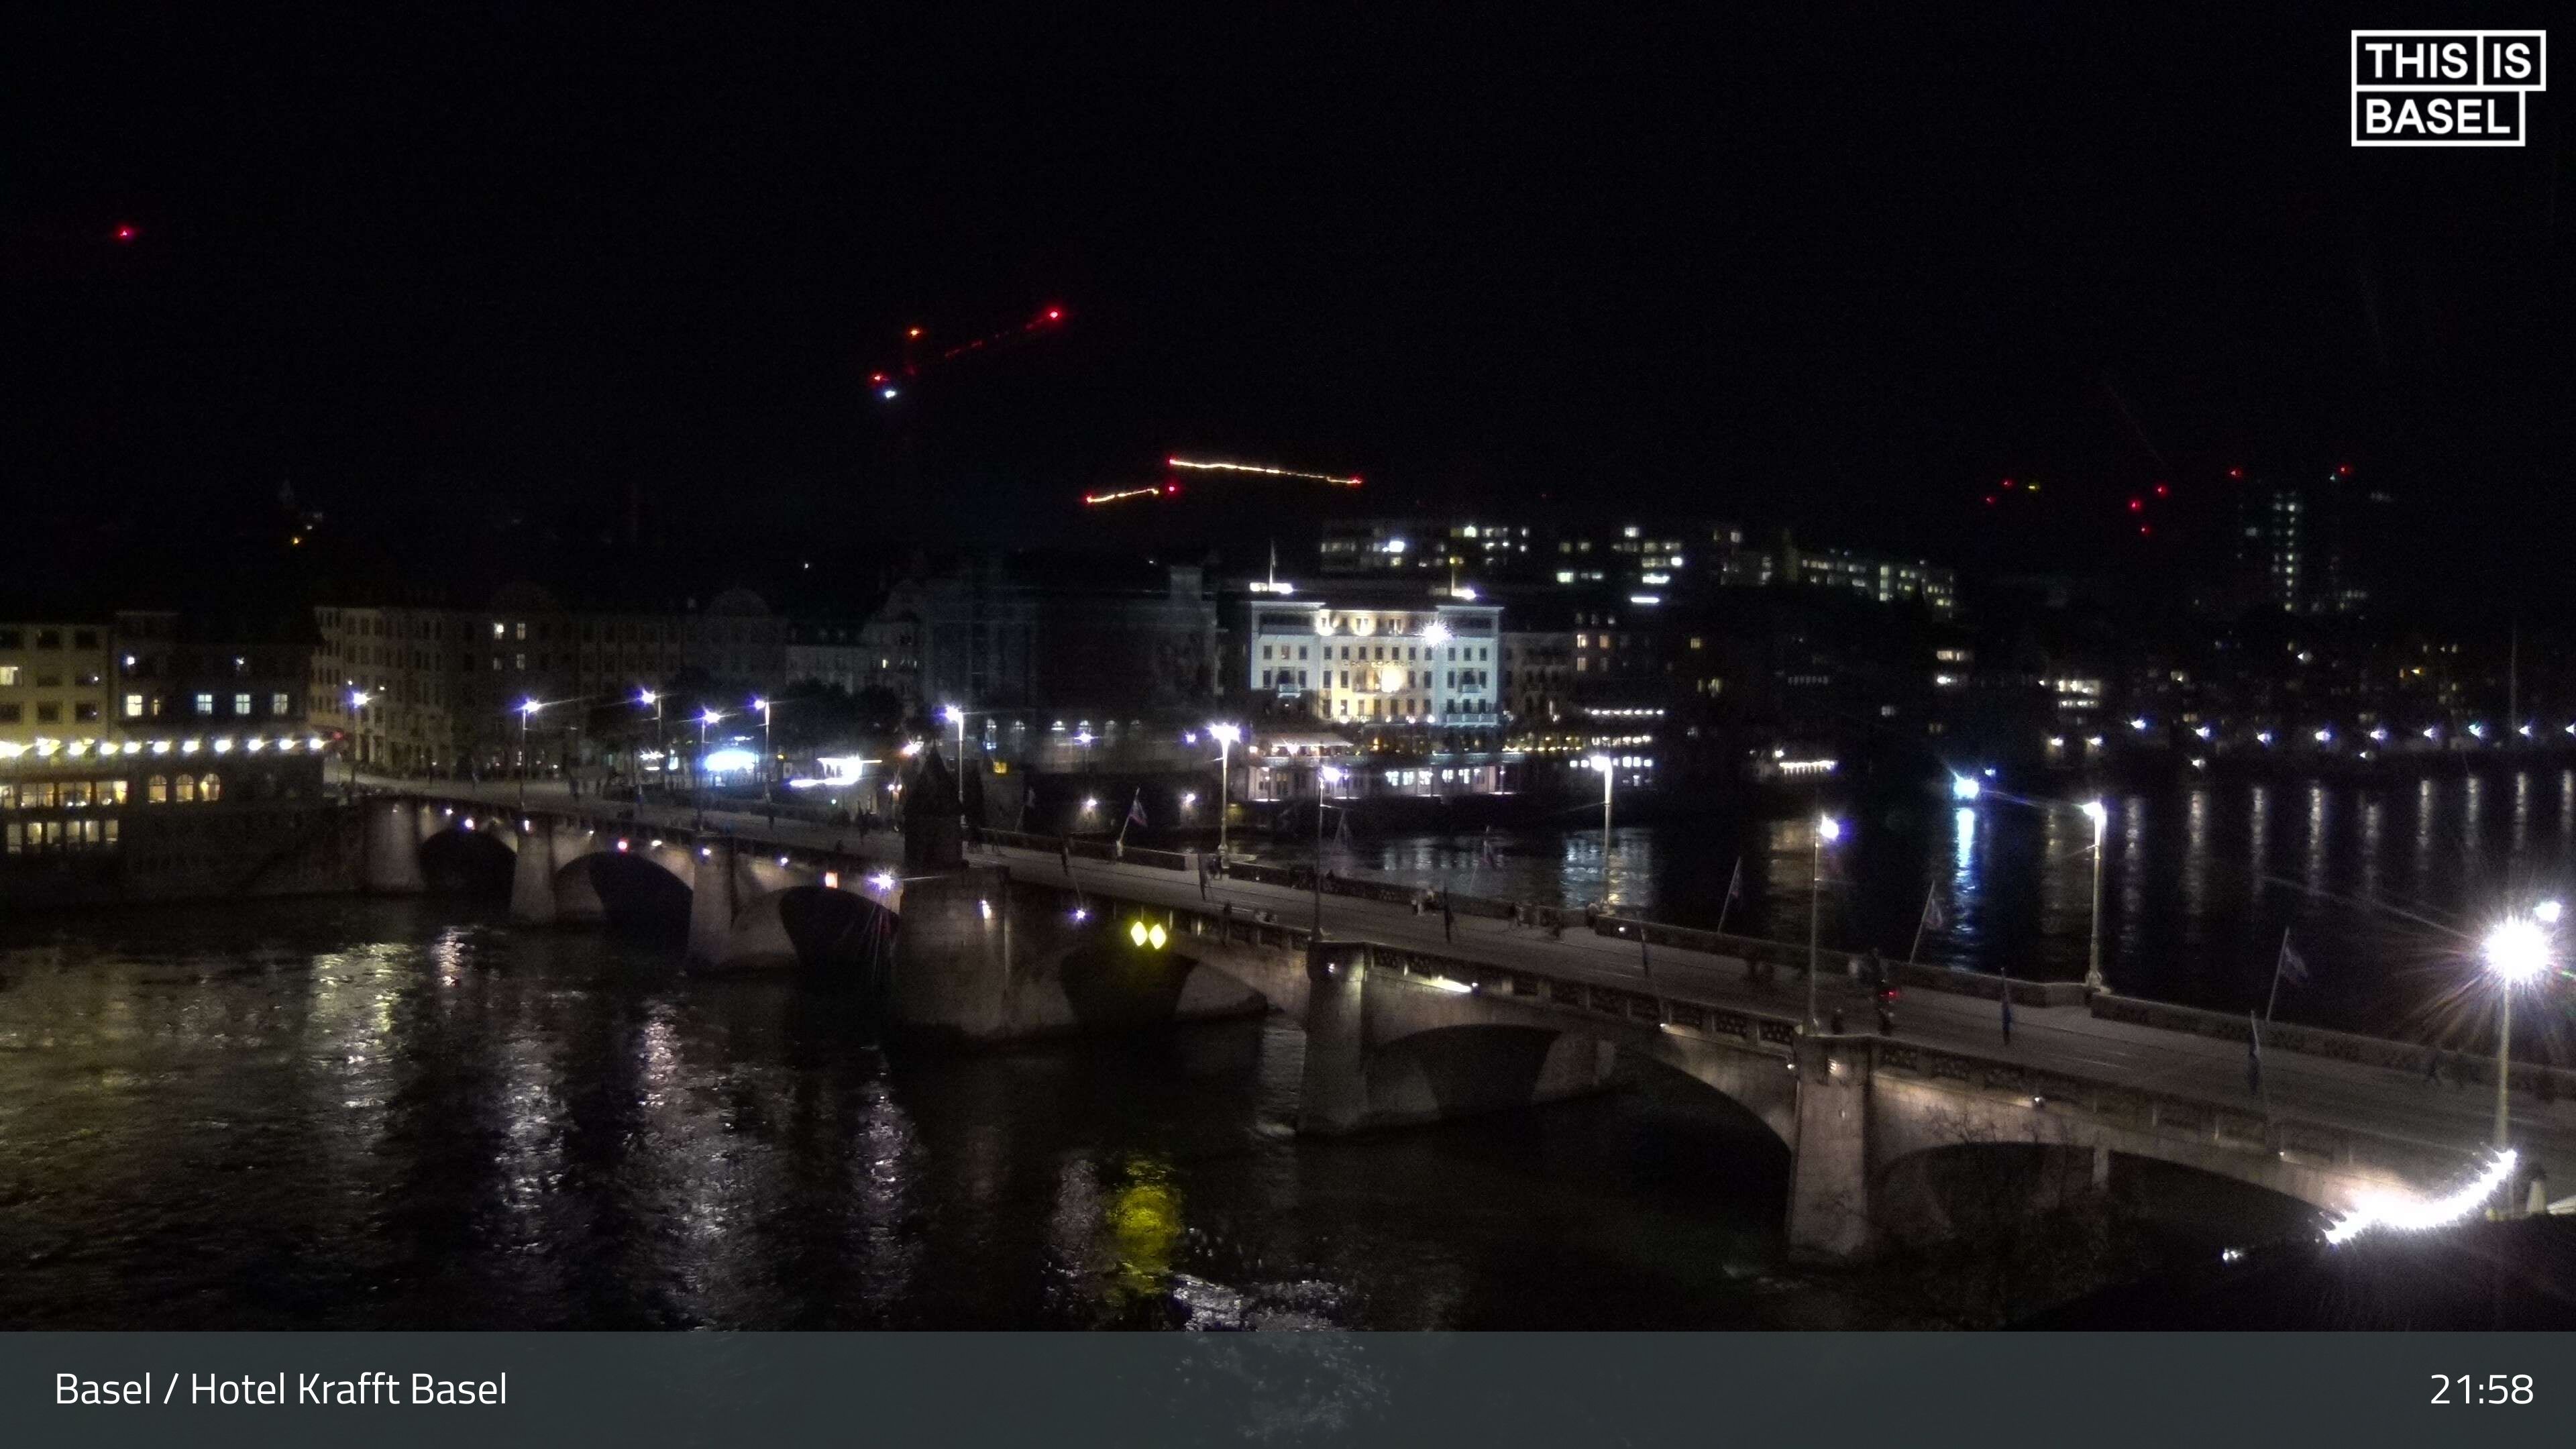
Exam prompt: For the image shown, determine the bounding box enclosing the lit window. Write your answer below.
[195,692,214,715]
[233,693,252,716]
[123,693,144,718]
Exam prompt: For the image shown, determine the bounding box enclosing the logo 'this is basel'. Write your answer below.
[2351,31,2546,146]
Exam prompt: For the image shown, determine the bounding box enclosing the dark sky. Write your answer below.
[5,6,2569,609]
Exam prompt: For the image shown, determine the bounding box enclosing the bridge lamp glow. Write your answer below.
[1181,792,1197,807]
[1949,774,1981,802]
[2255,731,2273,746]
[2520,723,2536,739]
[2469,722,2487,739]
[2423,727,2440,740]
[1083,797,1099,811]
[637,688,655,705]
[869,871,896,892]
[2128,717,2147,731]
[1208,722,1241,745]
[2193,724,2212,740]
[1817,815,1843,843]
[2538,900,2565,926]
[2485,916,2552,985]
[2369,727,2389,743]
[941,705,963,726]
[519,698,541,717]
[1071,907,1089,922]
[2324,1149,2518,1246]
[2080,800,2108,828]
[2313,728,2332,744]
[616,839,629,852]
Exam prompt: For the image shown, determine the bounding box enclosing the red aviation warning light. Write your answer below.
[2228,467,2244,480]
[2153,483,2169,497]
[112,223,139,244]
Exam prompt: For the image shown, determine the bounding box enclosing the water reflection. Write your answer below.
[0,900,1819,1330]
[1299,765,2576,1031]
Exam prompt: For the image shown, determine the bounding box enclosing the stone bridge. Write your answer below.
[358,790,2508,1261]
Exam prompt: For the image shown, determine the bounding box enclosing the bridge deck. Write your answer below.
[387,777,2576,1197]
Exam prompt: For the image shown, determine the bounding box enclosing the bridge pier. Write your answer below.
[1296,941,1375,1135]
[1786,1034,1874,1261]
[555,851,606,925]
[510,818,558,925]
[363,800,427,894]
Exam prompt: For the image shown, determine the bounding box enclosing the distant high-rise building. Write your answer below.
[2233,470,2376,616]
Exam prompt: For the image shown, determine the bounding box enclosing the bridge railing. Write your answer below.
[2093,992,2576,1107]
[1868,1036,2471,1183]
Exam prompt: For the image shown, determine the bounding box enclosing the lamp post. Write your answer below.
[2081,799,2108,992]
[1209,722,1241,866]
[636,688,663,805]
[942,704,970,838]
[753,696,773,802]
[2483,907,2556,1155]
[516,699,542,810]
[1809,814,1843,1029]
[346,688,371,794]
[1312,765,1344,937]
[697,708,722,828]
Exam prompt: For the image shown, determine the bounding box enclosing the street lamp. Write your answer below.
[1809,814,1843,1028]
[637,688,663,804]
[1589,753,1615,847]
[516,699,542,810]
[346,689,372,790]
[2483,911,2555,1154]
[752,696,773,800]
[1209,722,1242,865]
[697,708,722,826]
[1950,773,1982,802]
[2081,799,2108,991]
[943,704,971,838]
[1312,764,1345,936]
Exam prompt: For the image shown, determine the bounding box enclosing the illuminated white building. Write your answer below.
[1244,594,1501,727]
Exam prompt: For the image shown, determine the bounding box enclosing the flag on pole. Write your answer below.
[1126,791,1148,830]
[2276,936,2310,986]
[1921,895,1947,933]
[1725,859,1743,902]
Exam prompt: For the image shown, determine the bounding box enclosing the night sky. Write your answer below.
[5,7,2568,610]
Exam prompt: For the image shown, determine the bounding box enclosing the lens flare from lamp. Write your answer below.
[2485,917,2551,984]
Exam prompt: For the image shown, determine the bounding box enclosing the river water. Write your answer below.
[1275,766,2576,1050]
[0,897,1859,1330]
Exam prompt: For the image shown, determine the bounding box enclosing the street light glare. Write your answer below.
[2537,900,2565,925]
[942,705,963,725]
[1817,815,1843,842]
[1950,774,1982,802]
[2483,917,2551,985]
[519,698,541,716]
[2080,800,2108,826]
[1208,722,1240,744]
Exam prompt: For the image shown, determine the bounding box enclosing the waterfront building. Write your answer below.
[0,617,115,749]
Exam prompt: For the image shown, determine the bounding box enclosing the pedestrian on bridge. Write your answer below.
[1060,841,1073,878]
[2000,989,2013,1045]
[1442,893,1455,944]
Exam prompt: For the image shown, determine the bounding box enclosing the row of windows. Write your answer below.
[0,629,101,651]
[5,817,116,853]
[0,774,224,808]
[1259,641,1494,664]
[0,702,101,724]
[122,692,292,720]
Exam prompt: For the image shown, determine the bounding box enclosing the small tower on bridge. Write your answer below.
[900,747,965,871]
